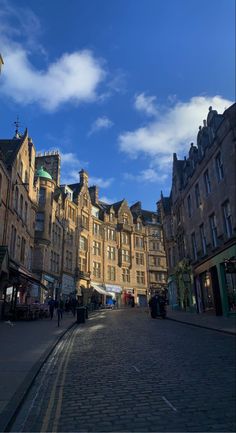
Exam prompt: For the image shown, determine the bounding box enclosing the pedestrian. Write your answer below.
[48,297,55,320]
[148,292,160,319]
[57,298,64,321]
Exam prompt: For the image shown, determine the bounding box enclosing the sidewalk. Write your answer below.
[167,306,236,335]
[0,312,76,432]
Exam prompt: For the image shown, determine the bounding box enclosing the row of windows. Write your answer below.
[50,251,60,273]
[65,250,72,270]
[9,225,28,265]
[92,262,146,284]
[187,151,224,217]
[14,187,28,224]
[191,201,233,260]
[149,272,166,283]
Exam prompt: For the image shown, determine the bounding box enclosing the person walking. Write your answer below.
[148,292,160,319]
[48,297,55,320]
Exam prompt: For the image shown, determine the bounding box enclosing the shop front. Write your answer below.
[105,284,122,307]
[2,261,49,320]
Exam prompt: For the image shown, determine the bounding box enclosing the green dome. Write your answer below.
[36,166,52,180]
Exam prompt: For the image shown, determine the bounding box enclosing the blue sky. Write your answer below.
[0,0,235,210]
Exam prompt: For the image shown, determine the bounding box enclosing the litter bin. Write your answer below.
[76,306,86,324]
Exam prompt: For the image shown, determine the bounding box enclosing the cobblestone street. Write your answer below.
[11,308,236,432]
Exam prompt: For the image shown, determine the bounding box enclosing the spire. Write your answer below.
[14,116,20,139]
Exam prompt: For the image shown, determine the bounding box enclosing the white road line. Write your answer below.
[162,396,178,412]
[132,365,140,372]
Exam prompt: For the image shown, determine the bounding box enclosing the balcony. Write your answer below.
[76,269,91,281]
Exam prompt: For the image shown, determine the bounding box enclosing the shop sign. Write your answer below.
[62,274,75,295]
[105,284,122,293]
[43,274,55,283]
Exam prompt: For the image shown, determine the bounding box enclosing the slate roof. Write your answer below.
[0,137,24,168]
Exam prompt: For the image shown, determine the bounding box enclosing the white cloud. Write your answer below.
[89,176,114,188]
[134,92,158,116]
[124,169,168,184]
[88,116,113,136]
[99,196,117,204]
[0,0,106,111]
[0,46,106,111]
[119,95,233,168]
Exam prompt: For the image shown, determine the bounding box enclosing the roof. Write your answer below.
[68,183,83,197]
[0,137,24,168]
[36,166,52,180]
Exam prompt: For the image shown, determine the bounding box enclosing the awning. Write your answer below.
[9,261,48,290]
[91,282,115,298]
[105,284,122,293]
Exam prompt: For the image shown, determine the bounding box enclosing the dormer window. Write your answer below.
[137,222,142,231]
[110,212,114,222]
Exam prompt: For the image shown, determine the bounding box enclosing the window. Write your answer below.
[122,268,130,282]
[49,215,52,236]
[215,152,224,182]
[20,237,26,263]
[204,169,211,195]
[122,213,129,224]
[195,183,201,208]
[136,253,144,265]
[209,214,218,248]
[151,229,160,239]
[93,241,101,256]
[10,225,16,257]
[122,249,130,262]
[24,202,28,224]
[107,228,116,241]
[66,251,72,270]
[136,222,142,231]
[107,246,116,260]
[0,173,2,203]
[149,256,160,266]
[200,224,207,256]
[107,265,116,281]
[191,232,197,260]
[92,207,99,218]
[135,236,144,248]
[19,194,23,217]
[39,188,46,206]
[35,212,44,231]
[121,232,129,244]
[83,194,88,207]
[150,241,159,251]
[79,236,87,251]
[93,222,101,236]
[93,261,101,278]
[222,201,233,238]
[19,160,23,178]
[14,186,19,211]
[137,271,145,284]
[69,206,76,222]
[109,212,114,222]
[82,214,89,229]
[187,195,192,217]
[79,257,87,272]
[24,170,28,186]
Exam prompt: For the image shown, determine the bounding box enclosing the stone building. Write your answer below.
[158,103,236,317]
[0,129,40,318]
[0,133,167,316]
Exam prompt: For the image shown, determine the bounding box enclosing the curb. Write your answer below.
[167,317,236,336]
[0,319,77,433]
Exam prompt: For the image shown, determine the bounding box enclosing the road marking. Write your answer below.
[132,365,140,372]
[162,396,178,412]
[40,328,77,433]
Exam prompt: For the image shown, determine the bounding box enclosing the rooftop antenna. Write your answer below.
[14,116,20,138]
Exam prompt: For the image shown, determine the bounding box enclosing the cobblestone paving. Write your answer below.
[11,308,236,432]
